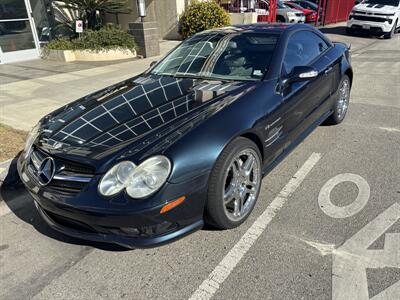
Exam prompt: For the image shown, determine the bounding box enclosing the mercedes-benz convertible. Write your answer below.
[18,24,352,248]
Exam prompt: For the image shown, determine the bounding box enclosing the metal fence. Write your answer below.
[320,0,355,25]
[217,0,277,22]
[217,0,354,25]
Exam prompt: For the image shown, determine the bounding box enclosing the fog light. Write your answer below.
[120,227,140,236]
[119,222,176,237]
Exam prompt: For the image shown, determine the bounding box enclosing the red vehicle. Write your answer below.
[284,1,318,23]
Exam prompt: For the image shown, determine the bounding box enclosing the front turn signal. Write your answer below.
[160,196,186,214]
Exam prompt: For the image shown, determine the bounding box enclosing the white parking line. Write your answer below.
[378,127,400,133]
[189,152,322,300]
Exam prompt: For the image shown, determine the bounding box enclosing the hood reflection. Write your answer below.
[38,75,245,155]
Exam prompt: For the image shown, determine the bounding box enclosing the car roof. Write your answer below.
[206,23,314,35]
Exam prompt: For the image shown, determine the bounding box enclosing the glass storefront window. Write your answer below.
[0,20,36,52]
[0,0,29,19]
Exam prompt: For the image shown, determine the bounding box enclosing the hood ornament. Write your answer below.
[37,157,55,186]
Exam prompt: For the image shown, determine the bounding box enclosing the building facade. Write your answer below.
[105,0,191,41]
[0,0,192,64]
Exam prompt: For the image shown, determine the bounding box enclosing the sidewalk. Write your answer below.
[0,40,179,131]
[0,159,12,185]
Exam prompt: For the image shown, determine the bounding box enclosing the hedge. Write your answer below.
[45,25,137,52]
[179,0,231,39]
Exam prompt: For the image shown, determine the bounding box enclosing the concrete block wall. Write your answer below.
[106,0,195,40]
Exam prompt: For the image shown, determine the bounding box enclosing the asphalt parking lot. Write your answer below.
[0,29,399,300]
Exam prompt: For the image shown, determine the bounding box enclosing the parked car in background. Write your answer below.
[347,0,400,39]
[290,0,320,11]
[277,0,306,23]
[284,1,318,22]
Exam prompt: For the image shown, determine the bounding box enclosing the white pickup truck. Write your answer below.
[347,0,400,39]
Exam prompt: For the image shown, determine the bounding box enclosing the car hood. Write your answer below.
[354,3,399,14]
[36,74,251,167]
[277,8,302,14]
[302,8,315,14]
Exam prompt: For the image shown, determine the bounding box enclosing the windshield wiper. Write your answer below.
[155,72,243,82]
[173,74,208,80]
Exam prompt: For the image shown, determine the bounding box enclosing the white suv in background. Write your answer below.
[347,0,400,39]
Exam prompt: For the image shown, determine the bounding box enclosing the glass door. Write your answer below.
[0,0,40,64]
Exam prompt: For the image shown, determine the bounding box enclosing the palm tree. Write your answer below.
[60,0,131,30]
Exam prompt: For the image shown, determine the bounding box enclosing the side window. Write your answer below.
[283,31,329,74]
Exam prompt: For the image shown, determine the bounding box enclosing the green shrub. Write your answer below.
[73,25,137,51]
[179,0,231,39]
[61,0,131,30]
[45,25,137,52]
[44,37,74,50]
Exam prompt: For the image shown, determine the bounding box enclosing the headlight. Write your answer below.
[98,161,136,196]
[98,156,171,199]
[24,123,40,158]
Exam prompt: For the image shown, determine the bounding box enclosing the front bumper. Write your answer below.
[347,19,394,33]
[35,201,203,248]
[306,14,317,23]
[18,155,209,248]
[288,15,306,23]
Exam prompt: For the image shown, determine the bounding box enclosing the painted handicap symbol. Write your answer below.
[318,173,399,300]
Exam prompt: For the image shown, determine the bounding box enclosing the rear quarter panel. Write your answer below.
[324,42,352,92]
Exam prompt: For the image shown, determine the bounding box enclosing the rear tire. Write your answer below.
[276,16,286,23]
[325,75,351,125]
[205,137,262,229]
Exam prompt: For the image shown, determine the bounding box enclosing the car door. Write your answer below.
[279,30,333,147]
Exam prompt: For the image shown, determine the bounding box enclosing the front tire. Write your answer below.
[326,75,351,125]
[205,137,262,229]
[384,20,397,39]
[276,16,286,23]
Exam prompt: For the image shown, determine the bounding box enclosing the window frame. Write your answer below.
[280,29,332,76]
[149,31,280,82]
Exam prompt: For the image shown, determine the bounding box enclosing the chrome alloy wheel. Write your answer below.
[222,149,261,221]
[336,78,350,120]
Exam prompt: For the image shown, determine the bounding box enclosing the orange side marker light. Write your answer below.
[160,196,186,214]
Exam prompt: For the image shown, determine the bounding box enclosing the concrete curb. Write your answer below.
[0,157,21,192]
[0,159,12,184]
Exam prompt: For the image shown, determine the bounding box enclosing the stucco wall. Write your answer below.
[105,0,193,40]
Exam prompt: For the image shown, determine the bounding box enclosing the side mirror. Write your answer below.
[150,61,157,67]
[283,66,319,87]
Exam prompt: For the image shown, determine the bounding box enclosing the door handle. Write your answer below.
[325,67,333,75]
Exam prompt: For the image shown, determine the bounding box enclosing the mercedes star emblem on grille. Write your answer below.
[37,157,55,186]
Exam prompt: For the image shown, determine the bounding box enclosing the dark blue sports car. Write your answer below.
[18,24,352,248]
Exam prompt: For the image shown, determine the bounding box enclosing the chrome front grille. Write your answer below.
[353,15,387,23]
[28,147,95,195]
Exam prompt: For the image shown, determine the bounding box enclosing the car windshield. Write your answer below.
[296,1,318,10]
[288,2,306,10]
[151,32,279,81]
[277,1,289,8]
[363,0,399,5]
